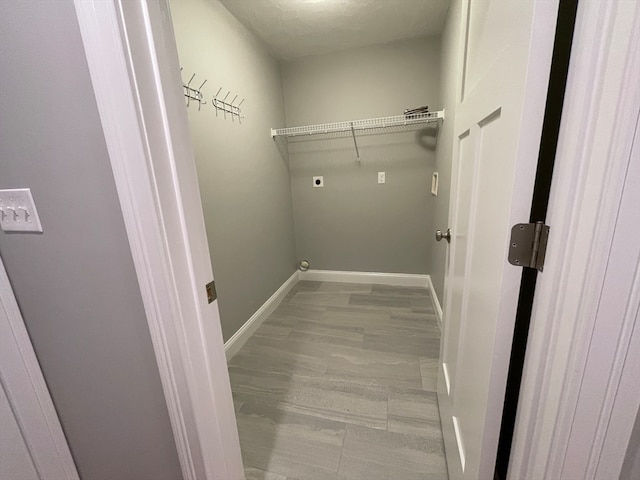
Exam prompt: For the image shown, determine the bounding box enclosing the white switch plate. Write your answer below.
[378,172,386,184]
[0,188,43,232]
[313,176,324,188]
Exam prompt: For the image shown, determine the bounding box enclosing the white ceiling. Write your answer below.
[218,0,451,61]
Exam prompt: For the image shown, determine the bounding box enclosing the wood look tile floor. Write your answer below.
[228,281,448,480]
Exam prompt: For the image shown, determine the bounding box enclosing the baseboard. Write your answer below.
[426,275,443,328]
[298,269,429,287]
[224,271,298,360]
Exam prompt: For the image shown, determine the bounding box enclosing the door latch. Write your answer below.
[508,222,550,272]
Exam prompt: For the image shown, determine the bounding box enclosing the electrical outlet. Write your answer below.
[378,172,386,184]
[313,176,324,188]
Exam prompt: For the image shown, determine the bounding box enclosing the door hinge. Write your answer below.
[205,281,217,303]
[508,222,550,272]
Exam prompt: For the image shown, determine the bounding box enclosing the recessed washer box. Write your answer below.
[313,176,324,188]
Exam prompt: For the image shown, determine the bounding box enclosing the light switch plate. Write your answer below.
[378,172,386,184]
[0,188,43,232]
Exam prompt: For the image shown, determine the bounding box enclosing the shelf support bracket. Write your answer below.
[350,122,360,161]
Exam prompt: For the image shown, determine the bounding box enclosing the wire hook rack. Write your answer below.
[212,87,245,122]
[181,68,207,110]
[180,68,246,121]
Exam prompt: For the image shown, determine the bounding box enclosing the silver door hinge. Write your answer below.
[508,222,550,272]
[205,281,217,304]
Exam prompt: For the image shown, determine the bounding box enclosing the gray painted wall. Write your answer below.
[170,0,297,342]
[427,0,462,302]
[0,3,183,480]
[282,38,441,274]
[621,404,640,480]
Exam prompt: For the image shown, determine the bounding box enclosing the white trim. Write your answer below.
[438,363,463,480]
[299,269,430,287]
[452,416,466,472]
[426,275,444,327]
[73,1,244,479]
[0,258,79,480]
[73,3,199,478]
[443,362,451,396]
[509,0,640,478]
[225,272,298,360]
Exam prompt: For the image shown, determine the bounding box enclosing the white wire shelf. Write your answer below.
[270,110,444,138]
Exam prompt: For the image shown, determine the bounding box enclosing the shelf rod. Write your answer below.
[350,122,360,160]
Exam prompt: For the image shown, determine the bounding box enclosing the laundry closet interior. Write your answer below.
[170,0,455,478]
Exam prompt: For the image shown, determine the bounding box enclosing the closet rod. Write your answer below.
[270,110,444,138]
[350,122,360,160]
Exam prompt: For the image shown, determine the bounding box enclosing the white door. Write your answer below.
[438,1,559,479]
[0,256,79,480]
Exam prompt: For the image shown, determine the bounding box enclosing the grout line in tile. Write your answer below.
[386,389,390,433]
[336,421,348,478]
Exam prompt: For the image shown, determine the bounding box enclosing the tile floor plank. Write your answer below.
[317,282,373,294]
[244,466,287,480]
[228,280,448,479]
[387,387,442,438]
[371,284,430,296]
[291,292,352,307]
[237,403,345,480]
[248,324,293,341]
[362,331,440,358]
[338,424,448,480]
[239,337,329,376]
[281,375,388,430]
[420,357,439,392]
[326,346,423,389]
[349,293,413,309]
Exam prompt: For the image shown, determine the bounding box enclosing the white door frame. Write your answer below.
[509,0,640,478]
[73,1,244,479]
[72,1,639,479]
[0,256,80,479]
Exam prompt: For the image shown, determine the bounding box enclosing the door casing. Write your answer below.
[72,1,640,479]
[509,1,640,478]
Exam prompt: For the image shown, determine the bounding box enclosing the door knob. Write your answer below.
[435,228,452,243]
